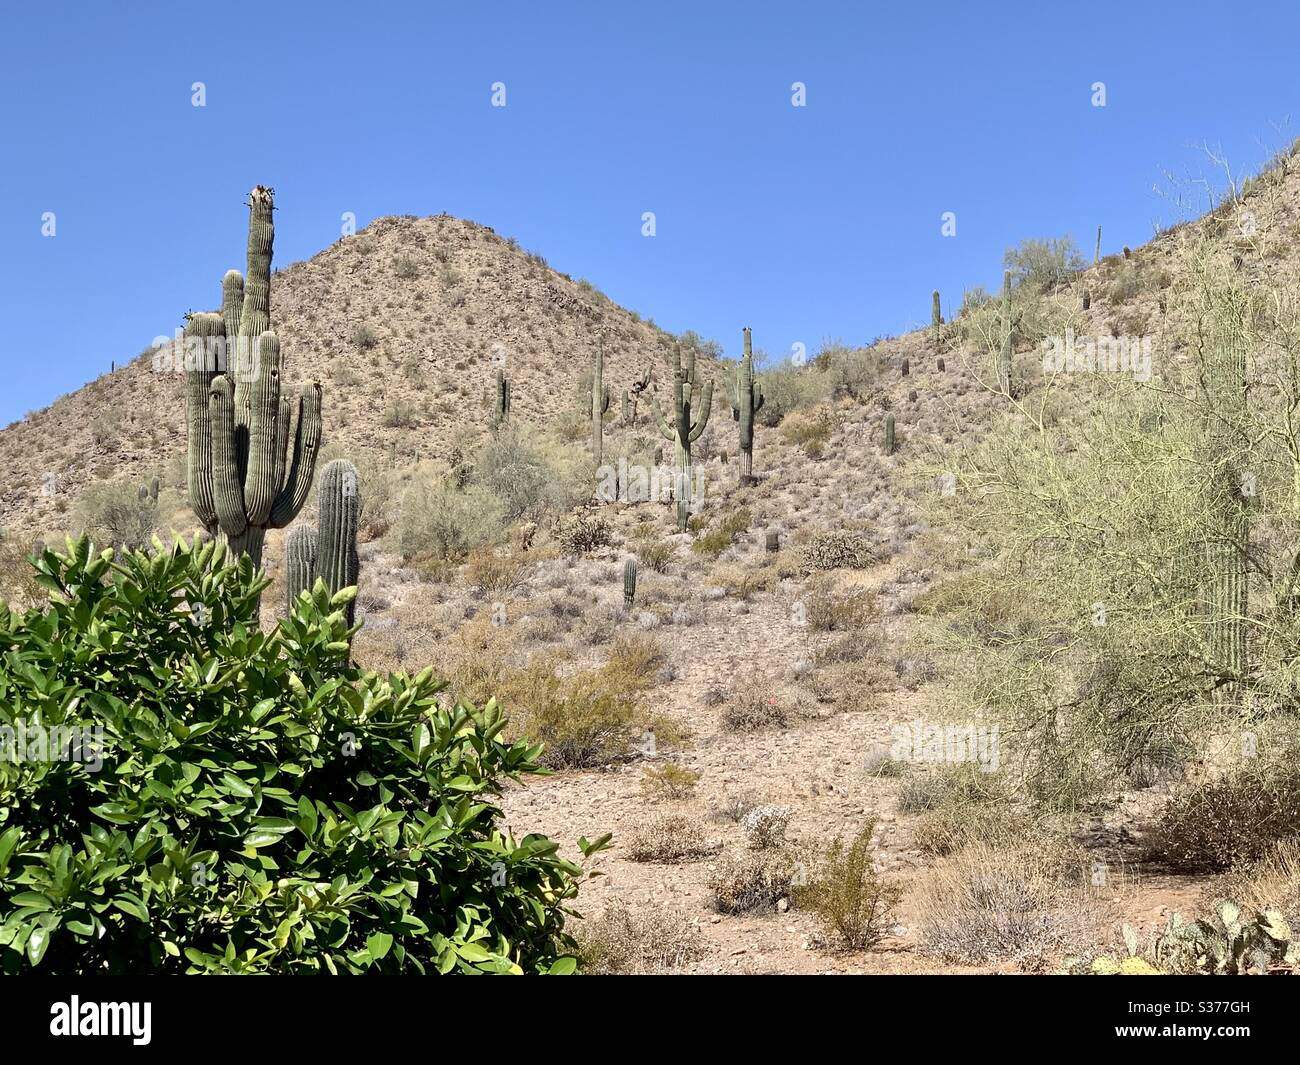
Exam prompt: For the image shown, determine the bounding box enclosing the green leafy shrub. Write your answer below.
[1003,236,1085,293]
[0,538,607,974]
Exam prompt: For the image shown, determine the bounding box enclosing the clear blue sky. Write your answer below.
[2,0,1297,427]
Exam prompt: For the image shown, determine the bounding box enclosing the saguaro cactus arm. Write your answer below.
[269,383,323,528]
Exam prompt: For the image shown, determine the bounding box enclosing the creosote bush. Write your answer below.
[794,819,902,950]
[0,538,607,974]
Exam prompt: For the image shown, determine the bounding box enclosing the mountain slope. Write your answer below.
[0,212,702,538]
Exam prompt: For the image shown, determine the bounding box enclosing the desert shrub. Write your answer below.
[780,407,834,458]
[822,344,880,401]
[802,575,876,632]
[397,482,504,562]
[626,815,719,863]
[740,804,791,849]
[381,399,418,427]
[898,764,1004,815]
[800,530,875,572]
[0,538,607,974]
[708,851,795,914]
[351,323,379,351]
[634,537,674,573]
[1143,764,1300,873]
[72,480,158,551]
[574,899,705,974]
[794,819,902,950]
[915,841,1098,964]
[604,633,668,690]
[1003,235,1085,293]
[960,286,992,316]
[691,507,752,558]
[711,563,775,601]
[721,689,791,732]
[393,256,420,279]
[464,544,527,592]
[475,427,582,523]
[555,512,612,555]
[753,362,827,427]
[640,763,700,802]
[1222,840,1300,923]
[0,533,45,609]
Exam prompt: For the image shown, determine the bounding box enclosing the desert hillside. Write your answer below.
[4,147,1300,977]
[0,212,707,538]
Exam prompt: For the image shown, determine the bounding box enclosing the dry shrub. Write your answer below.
[914,840,1099,964]
[398,482,503,562]
[0,533,46,609]
[708,850,795,914]
[634,537,673,573]
[555,512,612,555]
[603,632,667,691]
[721,688,791,733]
[691,507,752,558]
[1143,764,1300,873]
[464,544,527,592]
[626,814,719,863]
[800,530,875,572]
[1221,840,1300,922]
[802,575,876,632]
[575,899,705,974]
[710,563,775,601]
[780,407,834,457]
[640,763,700,802]
[794,819,902,950]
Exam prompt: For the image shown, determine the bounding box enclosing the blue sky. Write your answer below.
[1,0,1297,427]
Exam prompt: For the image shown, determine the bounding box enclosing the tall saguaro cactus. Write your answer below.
[932,290,942,344]
[654,344,714,530]
[285,459,361,629]
[491,369,511,429]
[730,326,765,485]
[185,186,322,569]
[588,336,611,465]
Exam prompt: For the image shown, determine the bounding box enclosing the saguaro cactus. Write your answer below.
[621,390,631,423]
[627,366,652,422]
[901,358,910,377]
[588,336,611,465]
[654,344,714,531]
[884,413,896,454]
[932,290,942,343]
[623,558,637,610]
[285,459,361,629]
[491,369,511,429]
[185,185,322,569]
[997,269,1014,397]
[730,327,765,485]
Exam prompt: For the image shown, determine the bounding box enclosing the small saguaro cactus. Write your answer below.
[998,269,1014,397]
[621,390,631,423]
[653,344,714,531]
[765,528,780,553]
[588,336,612,465]
[730,326,765,486]
[932,290,942,342]
[937,357,946,372]
[1082,289,1091,311]
[884,412,897,454]
[901,358,910,377]
[285,458,361,628]
[184,185,323,571]
[491,368,511,429]
[137,477,159,503]
[623,558,637,609]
